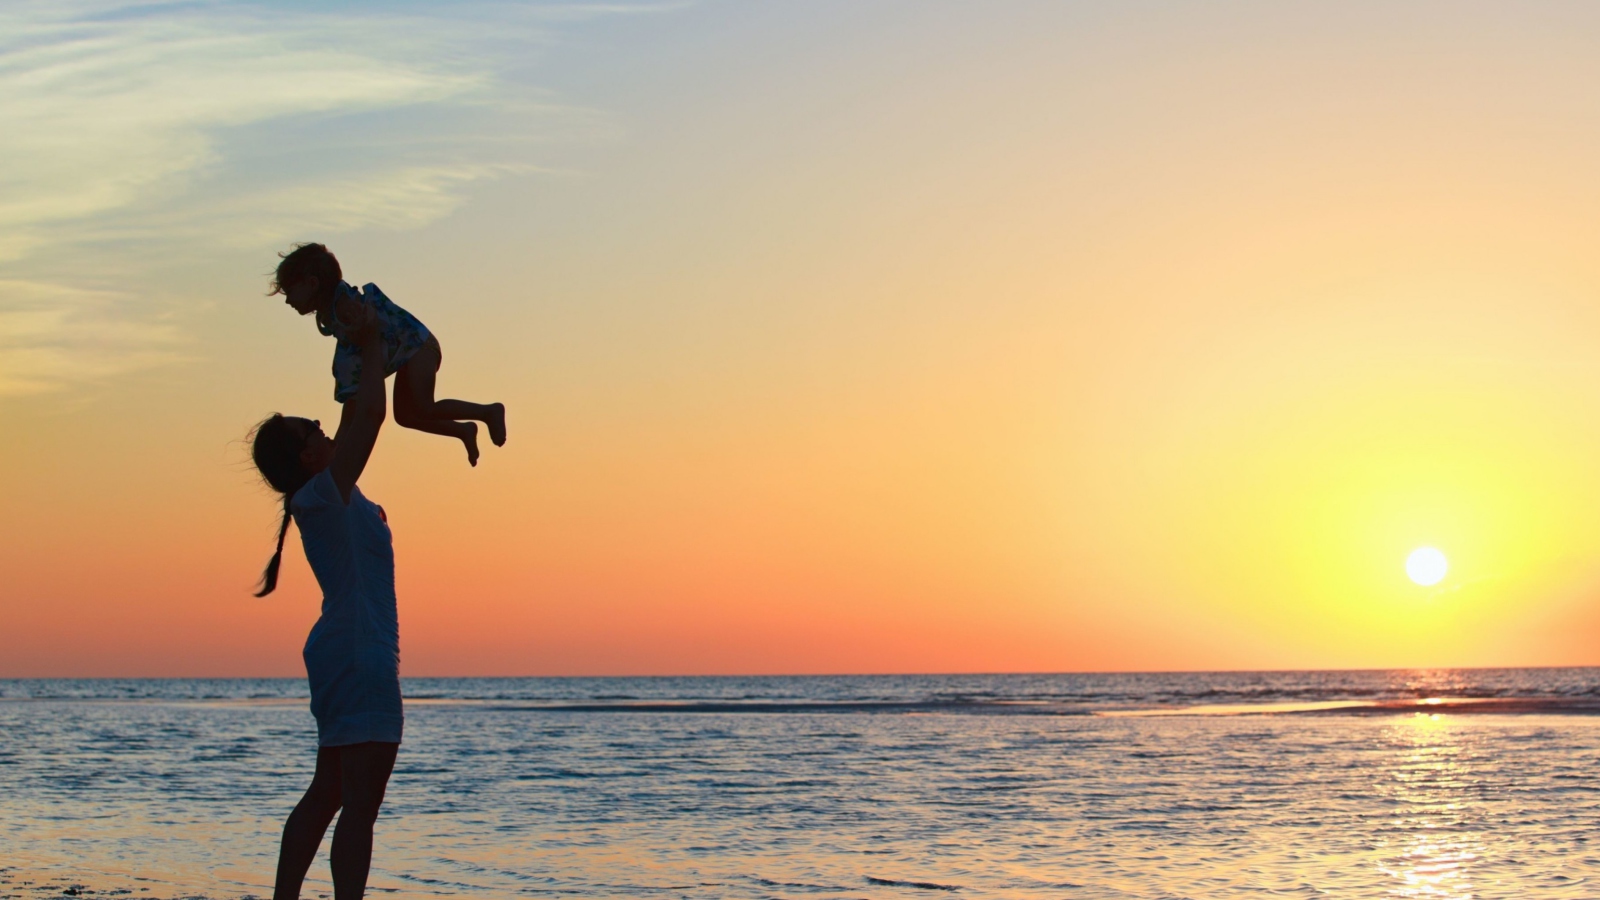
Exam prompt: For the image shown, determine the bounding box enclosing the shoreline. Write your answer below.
[0,869,270,900]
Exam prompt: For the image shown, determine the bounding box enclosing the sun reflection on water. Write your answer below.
[1377,713,1484,899]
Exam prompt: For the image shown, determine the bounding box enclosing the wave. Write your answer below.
[450,694,1600,717]
[9,669,1600,717]
[1101,696,1600,717]
[866,876,963,891]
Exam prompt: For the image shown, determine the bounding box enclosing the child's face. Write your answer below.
[281,277,322,315]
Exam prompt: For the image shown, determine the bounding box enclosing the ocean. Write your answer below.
[4,670,1600,899]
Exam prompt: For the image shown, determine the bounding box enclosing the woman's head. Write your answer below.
[252,414,333,494]
[250,413,334,596]
[270,243,341,314]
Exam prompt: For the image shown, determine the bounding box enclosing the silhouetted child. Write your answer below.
[272,243,506,466]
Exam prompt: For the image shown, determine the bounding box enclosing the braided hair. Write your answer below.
[250,414,314,596]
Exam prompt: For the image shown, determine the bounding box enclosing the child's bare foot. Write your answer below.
[461,421,480,467]
[486,403,507,447]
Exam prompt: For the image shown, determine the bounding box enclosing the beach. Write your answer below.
[5,671,1600,898]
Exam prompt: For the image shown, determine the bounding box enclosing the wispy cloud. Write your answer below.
[0,0,641,394]
[0,279,184,395]
[0,4,479,260]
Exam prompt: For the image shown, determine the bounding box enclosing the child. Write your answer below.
[271,243,506,466]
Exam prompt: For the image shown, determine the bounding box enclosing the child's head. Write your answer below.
[270,243,341,314]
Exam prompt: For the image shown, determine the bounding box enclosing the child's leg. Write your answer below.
[393,348,479,466]
[392,340,504,465]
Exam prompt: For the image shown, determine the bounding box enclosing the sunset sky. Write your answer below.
[8,1,1600,676]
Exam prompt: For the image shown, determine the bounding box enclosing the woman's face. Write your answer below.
[287,417,334,474]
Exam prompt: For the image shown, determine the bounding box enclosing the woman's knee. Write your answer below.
[300,777,342,813]
[338,742,397,816]
[339,770,389,815]
[300,747,344,806]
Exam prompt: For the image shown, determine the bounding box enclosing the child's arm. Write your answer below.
[328,306,386,504]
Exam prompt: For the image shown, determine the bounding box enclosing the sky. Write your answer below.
[7,0,1600,676]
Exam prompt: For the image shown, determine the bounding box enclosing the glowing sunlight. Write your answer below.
[1406,547,1450,587]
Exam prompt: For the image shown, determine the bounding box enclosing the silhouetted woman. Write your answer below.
[251,306,400,899]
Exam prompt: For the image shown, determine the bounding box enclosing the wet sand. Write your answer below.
[0,870,267,900]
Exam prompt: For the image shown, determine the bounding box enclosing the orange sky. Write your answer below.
[7,2,1600,676]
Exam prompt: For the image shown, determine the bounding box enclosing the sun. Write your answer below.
[1406,547,1448,586]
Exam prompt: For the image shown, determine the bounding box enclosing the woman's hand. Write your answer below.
[328,305,387,504]
[339,298,380,347]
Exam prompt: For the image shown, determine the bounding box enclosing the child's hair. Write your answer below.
[250,413,314,597]
[270,243,341,306]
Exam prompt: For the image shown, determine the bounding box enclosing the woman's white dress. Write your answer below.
[291,468,403,746]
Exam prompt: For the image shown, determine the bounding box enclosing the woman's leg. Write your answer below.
[330,741,399,899]
[274,747,343,900]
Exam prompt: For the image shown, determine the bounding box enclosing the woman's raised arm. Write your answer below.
[329,309,386,504]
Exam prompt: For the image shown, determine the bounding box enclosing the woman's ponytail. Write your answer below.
[255,494,293,597]
[249,413,313,597]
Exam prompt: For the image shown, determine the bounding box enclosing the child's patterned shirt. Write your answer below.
[322,281,433,402]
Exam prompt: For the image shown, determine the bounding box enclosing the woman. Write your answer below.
[251,306,399,899]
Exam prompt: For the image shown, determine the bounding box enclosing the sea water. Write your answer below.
[4,670,1600,899]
